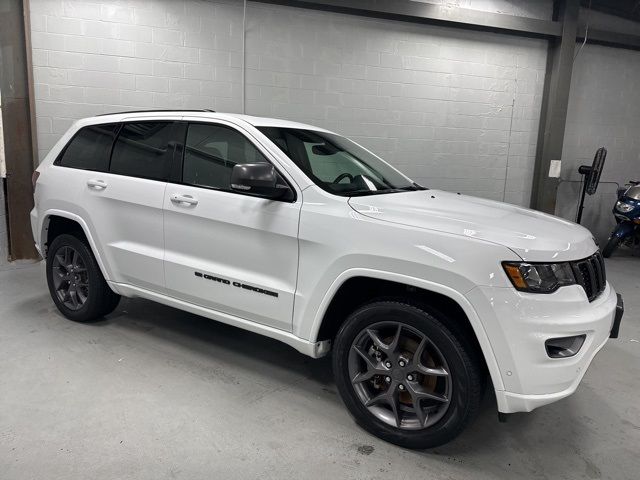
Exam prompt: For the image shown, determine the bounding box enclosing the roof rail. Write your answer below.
[97,109,216,116]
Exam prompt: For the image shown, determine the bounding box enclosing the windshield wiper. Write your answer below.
[347,188,409,197]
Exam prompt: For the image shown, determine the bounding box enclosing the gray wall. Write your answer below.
[0,183,7,269]
[556,41,640,243]
[555,10,640,243]
[30,0,551,207]
[0,91,9,269]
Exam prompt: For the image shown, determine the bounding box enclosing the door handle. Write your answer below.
[87,179,107,190]
[170,193,198,206]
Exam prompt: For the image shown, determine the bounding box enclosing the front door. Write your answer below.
[163,121,300,331]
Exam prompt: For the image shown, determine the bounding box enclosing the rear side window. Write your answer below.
[110,122,176,181]
[57,124,119,172]
[183,123,268,190]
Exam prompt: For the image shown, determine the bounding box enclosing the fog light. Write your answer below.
[545,335,586,358]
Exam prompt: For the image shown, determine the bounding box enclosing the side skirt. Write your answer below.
[109,281,331,358]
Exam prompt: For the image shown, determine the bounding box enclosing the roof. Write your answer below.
[90,110,329,132]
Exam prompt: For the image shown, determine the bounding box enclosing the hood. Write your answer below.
[348,190,597,262]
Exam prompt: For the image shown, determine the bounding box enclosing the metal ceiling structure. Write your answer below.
[255,0,640,50]
[584,0,640,23]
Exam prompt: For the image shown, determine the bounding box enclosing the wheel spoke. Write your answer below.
[407,382,448,403]
[388,323,402,352]
[364,390,401,427]
[55,253,69,272]
[416,364,449,377]
[353,345,377,369]
[77,288,87,304]
[366,323,402,353]
[412,337,427,365]
[364,391,388,407]
[351,345,386,385]
[409,393,427,427]
[69,289,79,309]
[388,390,401,428]
[352,370,376,384]
[365,328,388,351]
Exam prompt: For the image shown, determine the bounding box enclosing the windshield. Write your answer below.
[626,185,640,200]
[257,127,424,196]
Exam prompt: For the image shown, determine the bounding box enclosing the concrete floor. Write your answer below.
[0,258,638,480]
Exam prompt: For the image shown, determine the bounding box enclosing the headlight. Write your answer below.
[502,262,576,293]
[616,201,634,213]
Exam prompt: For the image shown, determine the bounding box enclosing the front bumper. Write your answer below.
[466,282,622,413]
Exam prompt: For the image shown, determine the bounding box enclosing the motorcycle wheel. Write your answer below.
[602,235,621,258]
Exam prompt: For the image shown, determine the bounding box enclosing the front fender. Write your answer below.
[611,221,636,238]
[305,268,504,392]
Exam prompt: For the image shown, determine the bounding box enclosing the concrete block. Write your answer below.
[46,16,82,35]
[119,57,153,75]
[169,78,201,95]
[48,51,82,69]
[135,75,169,93]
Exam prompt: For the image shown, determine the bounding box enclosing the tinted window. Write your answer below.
[183,123,268,190]
[110,122,176,181]
[57,124,119,171]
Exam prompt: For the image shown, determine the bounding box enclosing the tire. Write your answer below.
[602,235,620,258]
[332,301,484,449]
[46,233,120,322]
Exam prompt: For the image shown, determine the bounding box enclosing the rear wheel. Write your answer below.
[602,235,620,258]
[46,234,120,322]
[332,301,483,449]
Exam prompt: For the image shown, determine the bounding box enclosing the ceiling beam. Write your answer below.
[577,27,640,51]
[251,0,563,38]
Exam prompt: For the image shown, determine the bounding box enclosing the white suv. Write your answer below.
[31,110,623,448]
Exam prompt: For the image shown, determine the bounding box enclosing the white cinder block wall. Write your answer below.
[30,0,551,207]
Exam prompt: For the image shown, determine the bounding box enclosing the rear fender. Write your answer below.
[41,210,111,281]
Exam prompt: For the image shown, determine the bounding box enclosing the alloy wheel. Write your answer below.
[348,321,452,430]
[51,246,89,311]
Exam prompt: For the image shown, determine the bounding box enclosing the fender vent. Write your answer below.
[571,252,606,302]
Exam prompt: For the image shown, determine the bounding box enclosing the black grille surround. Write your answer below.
[571,251,607,302]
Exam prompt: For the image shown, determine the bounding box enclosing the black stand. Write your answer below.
[576,165,592,224]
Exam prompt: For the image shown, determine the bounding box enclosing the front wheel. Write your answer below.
[602,235,621,258]
[332,301,484,449]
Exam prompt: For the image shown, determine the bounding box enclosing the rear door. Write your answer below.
[53,119,185,292]
[162,120,301,331]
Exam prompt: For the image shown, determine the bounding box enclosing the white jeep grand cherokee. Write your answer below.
[31,110,623,448]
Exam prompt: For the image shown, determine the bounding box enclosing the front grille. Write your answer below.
[571,251,606,302]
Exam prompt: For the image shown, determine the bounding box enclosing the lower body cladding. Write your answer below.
[466,282,623,413]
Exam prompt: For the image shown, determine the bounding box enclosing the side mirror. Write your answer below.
[230,163,290,199]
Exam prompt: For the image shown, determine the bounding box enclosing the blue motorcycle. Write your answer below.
[603,181,640,257]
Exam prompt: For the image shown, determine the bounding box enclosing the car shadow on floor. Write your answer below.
[104,296,338,399]
[11,290,624,469]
